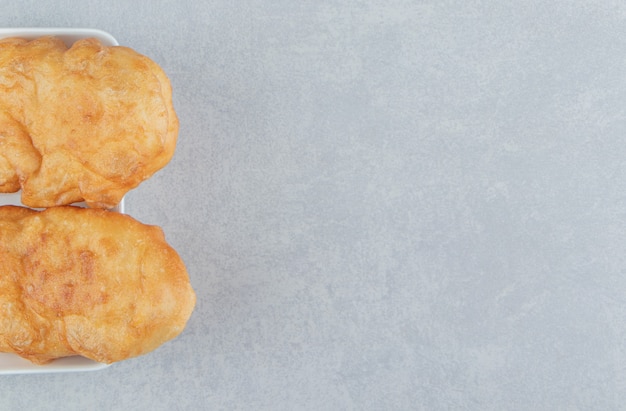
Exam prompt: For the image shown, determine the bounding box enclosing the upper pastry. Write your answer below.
[0,36,178,208]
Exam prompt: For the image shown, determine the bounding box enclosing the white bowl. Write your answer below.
[0,28,123,375]
[0,27,118,47]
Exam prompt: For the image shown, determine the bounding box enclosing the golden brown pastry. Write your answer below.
[0,206,195,364]
[0,36,178,208]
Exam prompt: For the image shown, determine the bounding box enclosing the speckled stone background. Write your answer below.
[1,1,626,410]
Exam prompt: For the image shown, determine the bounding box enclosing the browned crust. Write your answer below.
[0,206,195,364]
[0,36,178,208]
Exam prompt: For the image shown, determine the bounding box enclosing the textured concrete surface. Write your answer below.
[1,1,626,410]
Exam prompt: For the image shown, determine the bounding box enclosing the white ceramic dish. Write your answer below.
[0,28,123,375]
[0,27,118,47]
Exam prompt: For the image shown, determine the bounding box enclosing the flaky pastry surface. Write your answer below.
[0,206,195,364]
[0,36,178,208]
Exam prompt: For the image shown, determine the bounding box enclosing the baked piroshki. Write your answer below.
[0,36,178,208]
[0,206,195,365]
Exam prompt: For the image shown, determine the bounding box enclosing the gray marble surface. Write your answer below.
[1,1,626,409]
